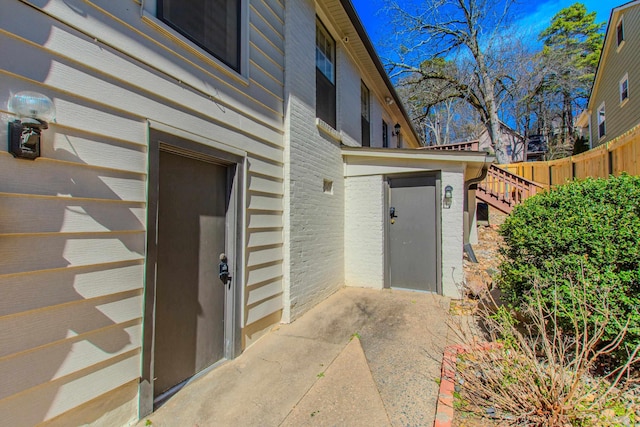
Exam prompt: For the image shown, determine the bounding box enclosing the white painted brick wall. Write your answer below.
[440,170,465,297]
[369,97,383,148]
[283,1,468,318]
[337,48,361,145]
[344,175,385,288]
[283,0,345,322]
[342,160,467,299]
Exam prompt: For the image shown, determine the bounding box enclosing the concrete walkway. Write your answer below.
[137,287,453,427]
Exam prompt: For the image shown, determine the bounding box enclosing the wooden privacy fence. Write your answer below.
[503,125,640,189]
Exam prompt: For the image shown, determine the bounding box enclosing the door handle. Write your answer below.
[219,253,232,288]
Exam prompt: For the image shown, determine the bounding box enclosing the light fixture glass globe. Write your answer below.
[8,91,56,122]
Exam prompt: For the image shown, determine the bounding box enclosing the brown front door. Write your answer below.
[153,150,228,396]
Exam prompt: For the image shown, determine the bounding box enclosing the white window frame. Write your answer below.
[316,20,336,84]
[597,102,606,139]
[141,0,249,79]
[620,74,629,104]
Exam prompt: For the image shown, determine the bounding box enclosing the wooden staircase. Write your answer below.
[422,142,545,213]
[477,164,545,213]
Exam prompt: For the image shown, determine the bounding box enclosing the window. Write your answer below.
[316,21,335,84]
[158,0,241,72]
[316,19,336,128]
[361,81,370,147]
[382,121,389,148]
[597,103,606,139]
[617,17,624,47]
[620,74,629,103]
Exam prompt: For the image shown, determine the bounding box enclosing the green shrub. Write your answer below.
[498,174,640,360]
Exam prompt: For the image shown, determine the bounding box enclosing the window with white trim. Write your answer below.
[158,0,241,72]
[316,18,336,128]
[620,74,629,103]
[597,102,606,139]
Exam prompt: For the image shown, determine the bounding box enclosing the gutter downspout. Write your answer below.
[463,159,491,263]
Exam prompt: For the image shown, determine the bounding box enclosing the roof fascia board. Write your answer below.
[342,147,495,164]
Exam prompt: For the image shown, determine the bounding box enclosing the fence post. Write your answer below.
[608,151,614,177]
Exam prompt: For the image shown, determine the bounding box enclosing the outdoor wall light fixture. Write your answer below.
[444,185,453,209]
[8,91,56,159]
[392,123,401,136]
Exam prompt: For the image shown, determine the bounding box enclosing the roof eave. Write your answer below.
[338,0,422,146]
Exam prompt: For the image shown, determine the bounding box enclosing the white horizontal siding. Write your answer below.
[0,293,143,358]
[0,153,147,201]
[0,194,146,234]
[0,261,144,317]
[0,322,141,400]
[247,263,283,287]
[17,0,285,127]
[0,0,286,424]
[247,278,283,305]
[0,352,141,427]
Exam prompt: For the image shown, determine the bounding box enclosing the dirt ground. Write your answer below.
[462,210,507,299]
[453,209,508,427]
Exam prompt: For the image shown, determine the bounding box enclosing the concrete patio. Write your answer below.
[137,287,455,427]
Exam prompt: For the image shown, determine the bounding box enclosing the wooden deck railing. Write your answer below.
[476,164,545,213]
[420,140,480,151]
[424,127,640,212]
[422,141,543,212]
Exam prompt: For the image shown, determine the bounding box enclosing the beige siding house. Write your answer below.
[582,1,640,146]
[0,1,491,425]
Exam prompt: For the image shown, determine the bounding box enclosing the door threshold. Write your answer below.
[153,358,229,409]
[390,287,438,294]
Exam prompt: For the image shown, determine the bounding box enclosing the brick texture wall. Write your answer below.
[344,175,385,288]
[283,0,345,322]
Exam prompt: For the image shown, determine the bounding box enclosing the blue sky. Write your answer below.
[351,0,617,50]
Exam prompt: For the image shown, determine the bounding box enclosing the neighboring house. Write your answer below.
[0,1,491,426]
[525,134,549,162]
[579,1,640,147]
[477,121,525,163]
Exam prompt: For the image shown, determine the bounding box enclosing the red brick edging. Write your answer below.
[434,343,502,427]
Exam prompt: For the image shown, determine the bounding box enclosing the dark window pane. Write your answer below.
[617,20,624,45]
[382,121,389,148]
[361,82,370,147]
[316,69,336,128]
[598,105,605,138]
[361,116,370,147]
[159,0,240,71]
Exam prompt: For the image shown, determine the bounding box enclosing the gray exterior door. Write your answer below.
[388,175,439,292]
[153,150,228,397]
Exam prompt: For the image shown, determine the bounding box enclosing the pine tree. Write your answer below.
[537,3,604,154]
